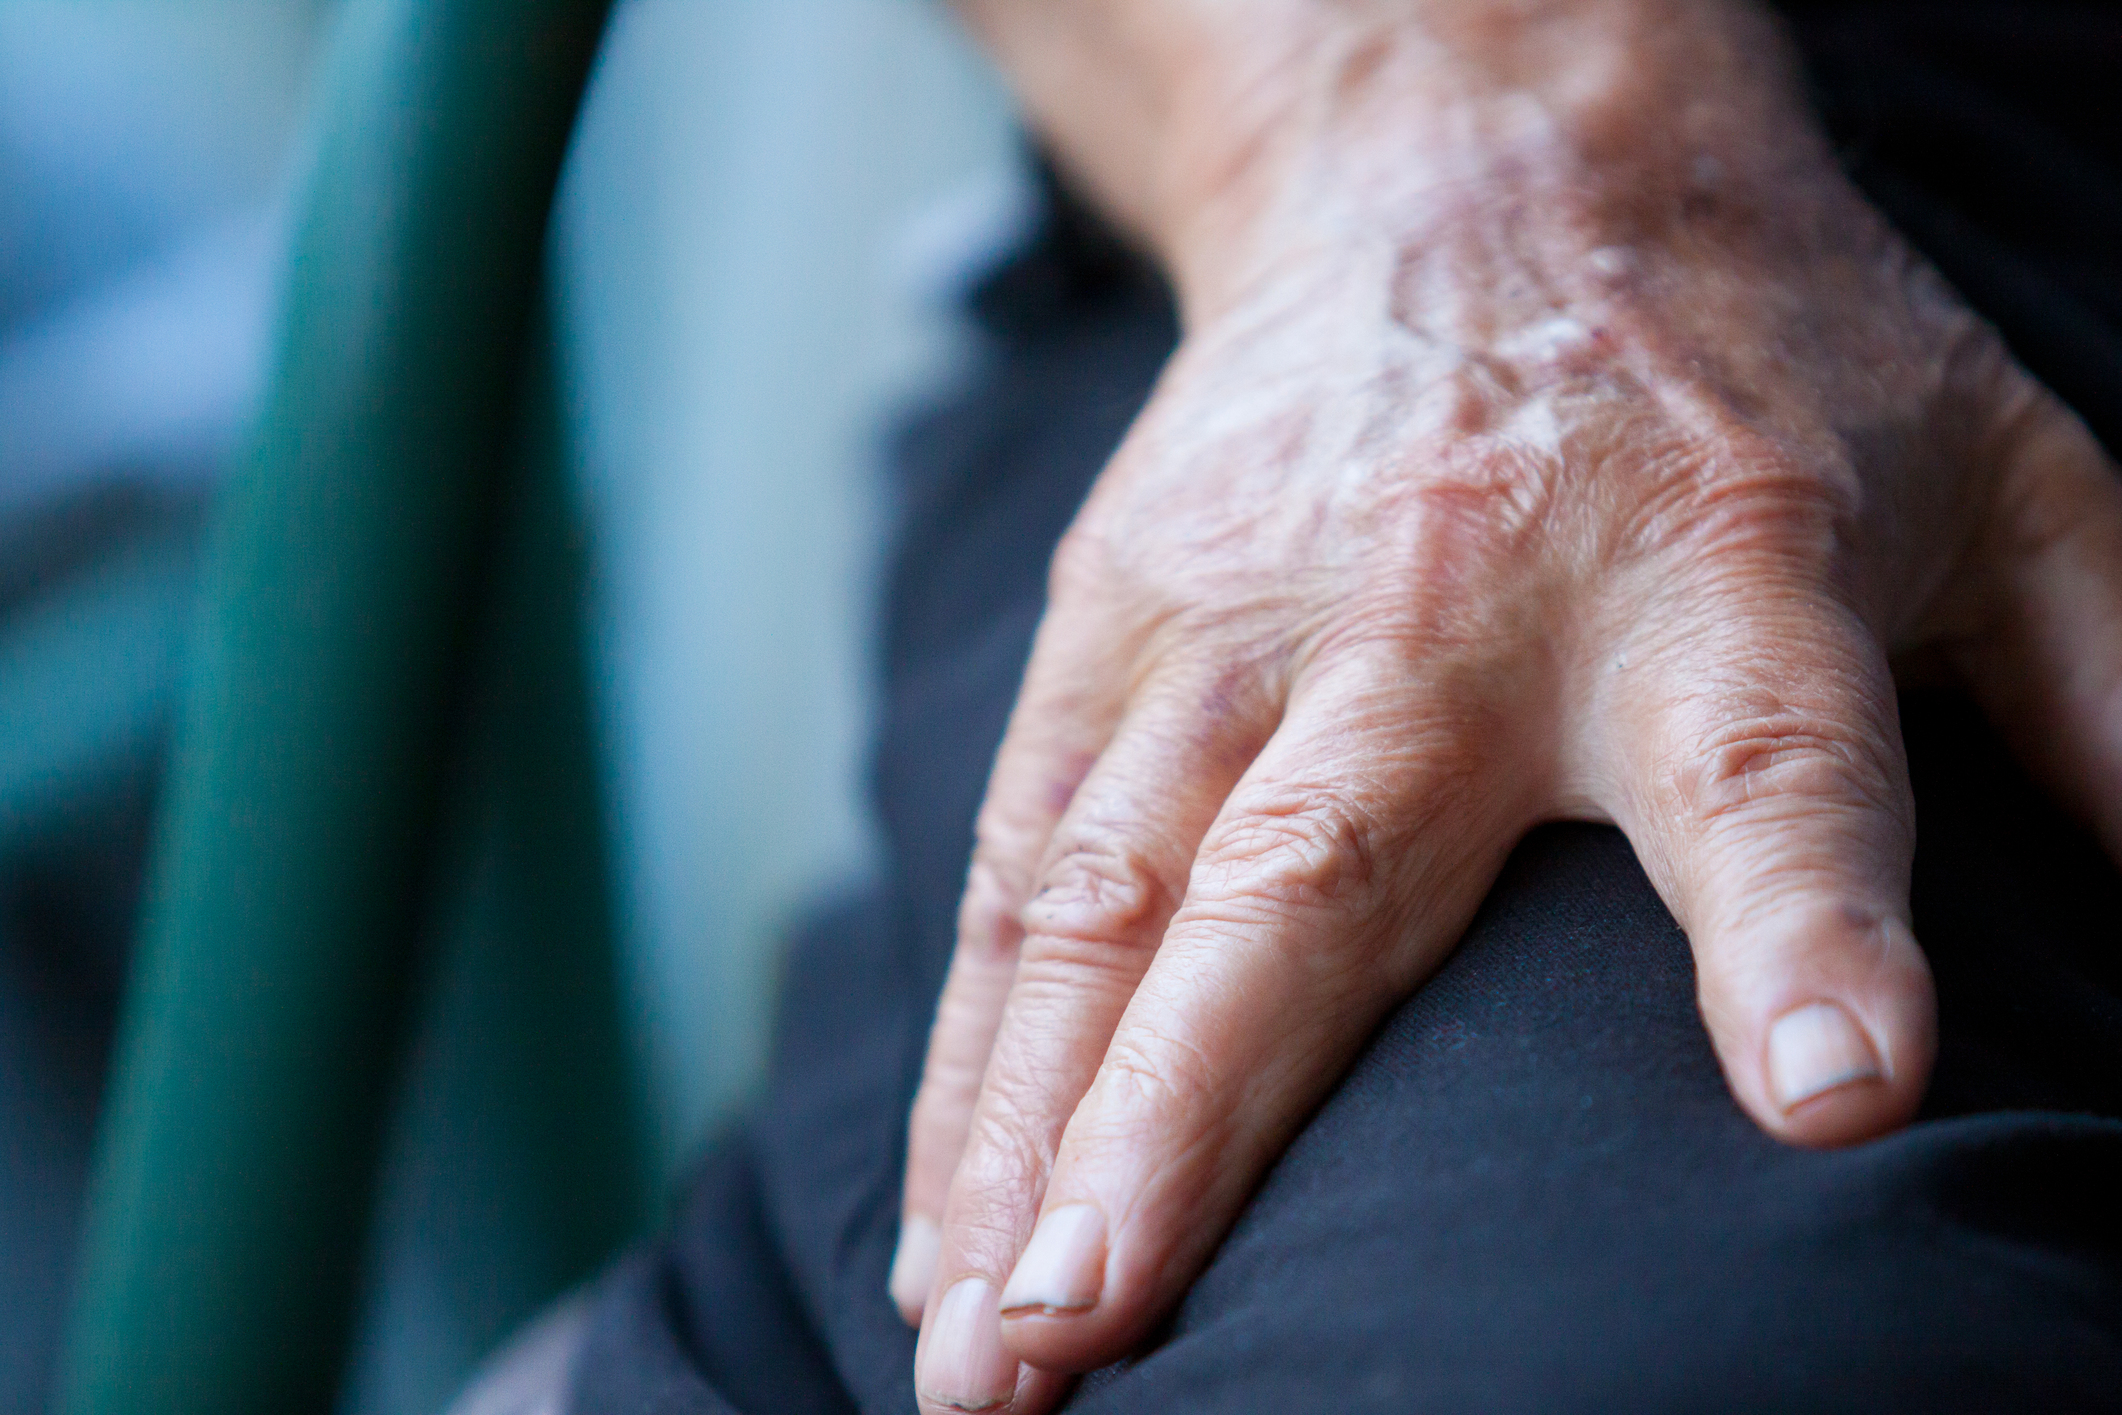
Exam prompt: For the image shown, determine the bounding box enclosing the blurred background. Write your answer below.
[0,1,1018,1409]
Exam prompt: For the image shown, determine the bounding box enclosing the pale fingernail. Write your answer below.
[1768,1001,1883,1111]
[889,1215,941,1319]
[999,1204,1105,1316]
[917,1277,1017,1412]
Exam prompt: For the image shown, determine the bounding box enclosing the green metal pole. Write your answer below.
[59,0,614,1410]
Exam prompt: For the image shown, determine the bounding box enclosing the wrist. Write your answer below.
[1143,0,1823,326]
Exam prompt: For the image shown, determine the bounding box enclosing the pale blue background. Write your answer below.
[0,2,1019,1408]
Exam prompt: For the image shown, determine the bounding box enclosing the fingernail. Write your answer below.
[1768,1001,1883,1111]
[917,1277,1017,1412]
[889,1215,941,1318]
[999,1204,1105,1316]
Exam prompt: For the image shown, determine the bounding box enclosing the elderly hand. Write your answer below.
[892,2,2122,1410]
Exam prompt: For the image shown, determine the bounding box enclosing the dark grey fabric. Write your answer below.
[567,6,2122,1410]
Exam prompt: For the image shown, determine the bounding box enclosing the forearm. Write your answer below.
[949,0,1831,322]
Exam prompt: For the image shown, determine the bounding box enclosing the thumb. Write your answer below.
[1946,391,2122,859]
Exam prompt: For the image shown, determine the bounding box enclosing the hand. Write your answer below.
[893,3,2122,1410]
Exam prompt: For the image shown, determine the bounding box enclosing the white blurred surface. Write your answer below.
[554,0,1017,1175]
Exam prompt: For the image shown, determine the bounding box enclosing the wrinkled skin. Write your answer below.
[886,4,2122,1411]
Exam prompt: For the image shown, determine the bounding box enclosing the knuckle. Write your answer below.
[1192,796,1378,914]
[1019,825,1175,951]
[907,1073,977,1146]
[1666,706,1899,827]
[1093,1027,1220,1127]
[969,799,1044,888]
[1644,447,1855,572]
[1320,473,1542,651]
[910,1005,999,1130]
[1063,1027,1236,1180]
[1403,453,1556,566]
[957,1100,1055,1197]
[956,850,1027,963]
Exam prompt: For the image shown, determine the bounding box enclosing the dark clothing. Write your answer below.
[567,5,2122,1410]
